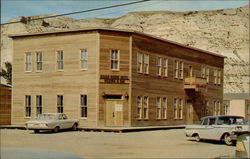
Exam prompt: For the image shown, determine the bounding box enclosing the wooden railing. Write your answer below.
[184,77,207,91]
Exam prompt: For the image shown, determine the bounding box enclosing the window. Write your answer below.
[214,69,217,84]
[179,61,184,79]
[25,53,32,72]
[81,95,87,118]
[163,58,168,77]
[57,95,63,113]
[174,98,178,119]
[36,95,42,115]
[209,118,216,125]
[217,101,221,115]
[201,66,206,78]
[143,54,149,74]
[137,53,143,73]
[206,67,210,83]
[57,51,64,70]
[36,52,42,71]
[80,49,88,70]
[179,99,183,119]
[202,118,209,125]
[143,96,149,119]
[162,97,167,119]
[137,96,142,119]
[111,50,119,70]
[214,101,217,115]
[174,60,179,78]
[25,95,31,117]
[205,100,209,116]
[218,70,221,85]
[156,57,162,76]
[156,97,161,119]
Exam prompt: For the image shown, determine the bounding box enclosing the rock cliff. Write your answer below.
[1,5,249,93]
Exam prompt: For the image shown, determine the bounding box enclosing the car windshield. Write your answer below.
[217,116,245,125]
[36,114,58,120]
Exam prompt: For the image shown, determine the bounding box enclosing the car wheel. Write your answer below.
[34,130,40,133]
[53,126,60,133]
[195,134,200,142]
[224,133,233,146]
[72,123,78,131]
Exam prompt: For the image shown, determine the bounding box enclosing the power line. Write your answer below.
[1,0,151,25]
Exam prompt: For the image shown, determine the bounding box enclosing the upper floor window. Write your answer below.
[57,51,64,70]
[111,50,119,70]
[214,69,218,84]
[80,49,88,70]
[174,60,179,78]
[156,57,162,76]
[25,53,32,72]
[57,95,63,113]
[218,70,221,85]
[143,54,149,74]
[36,52,42,71]
[179,61,184,79]
[81,95,87,118]
[137,53,143,73]
[201,66,206,78]
[163,58,168,77]
[36,95,42,115]
[25,95,31,117]
[206,67,210,83]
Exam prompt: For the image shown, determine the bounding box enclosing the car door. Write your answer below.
[206,117,217,139]
[61,114,73,129]
[198,118,209,139]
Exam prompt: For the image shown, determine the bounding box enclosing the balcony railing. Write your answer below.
[184,77,207,91]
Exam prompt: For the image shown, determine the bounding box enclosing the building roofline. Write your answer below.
[8,27,225,58]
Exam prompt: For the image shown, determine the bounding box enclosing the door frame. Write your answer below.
[105,98,124,127]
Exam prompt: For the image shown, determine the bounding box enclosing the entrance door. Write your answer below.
[106,100,123,126]
[186,102,193,124]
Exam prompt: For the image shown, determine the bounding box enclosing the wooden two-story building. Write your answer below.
[10,28,224,127]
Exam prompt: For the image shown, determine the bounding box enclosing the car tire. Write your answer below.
[34,130,40,133]
[195,134,200,142]
[72,123,78,131]
[224,133,233,146]
[53,126,60,133]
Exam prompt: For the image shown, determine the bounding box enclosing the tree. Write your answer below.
[0,62,12,85]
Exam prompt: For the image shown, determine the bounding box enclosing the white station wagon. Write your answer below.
[25,113,79,133]
[185,115,250,145]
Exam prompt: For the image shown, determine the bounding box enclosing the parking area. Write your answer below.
[1,129,235,158]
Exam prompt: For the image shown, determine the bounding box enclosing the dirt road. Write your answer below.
[1,129,235,158]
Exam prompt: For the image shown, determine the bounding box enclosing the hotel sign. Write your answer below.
[100,75,129,84]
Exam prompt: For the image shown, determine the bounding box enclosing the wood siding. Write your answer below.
[0,85,11,125]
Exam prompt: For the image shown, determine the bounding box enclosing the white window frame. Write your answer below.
[143,54,149,74]
[174,60,179,79]
[179,99,183,119]
[57,50,64,70]
[111,50,119,71]
[25,95,31,117]
[214,69,217,85]
[36,95,42,115]
[36,52,42,72]
[206,67,210,83]
[174,98,178,119]
[201,66,206,78]
[218,70,221,85]
[179,61,184,79]
[143,96,149,119]
[156,57,162,76]
[80,95,87,118]
[156,97,161,119]
[163,97,167,119]
[137,53,143,73]
[163,58,168,77]
[80,49,88,70]
[137,96,142,119]
[25,53,32,72]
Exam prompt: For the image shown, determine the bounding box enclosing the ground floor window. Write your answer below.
[25,95,31,117]
[36,95,42,115]
[174,98,178,119]
[162,97,167,119]
[81,95,87,118]
[214,101,221,115]
[179,99,183,119]
[156,97,161,119]
[57,95,63,113]
[143,96,149,119]
[137,96,142,119]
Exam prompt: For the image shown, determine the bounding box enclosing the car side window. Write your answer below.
[209,118,216,125]
[62,114,68,120]
[202,118,209,125]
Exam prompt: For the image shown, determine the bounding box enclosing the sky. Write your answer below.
[1,0,249,24]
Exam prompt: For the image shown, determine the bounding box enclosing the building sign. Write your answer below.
[115,104,123,112]
[100,75,129,84]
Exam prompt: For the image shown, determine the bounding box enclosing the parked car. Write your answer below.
[185,115,250,145]
[25,113,79,133]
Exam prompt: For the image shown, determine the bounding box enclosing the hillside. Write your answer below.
[1,5,249,93]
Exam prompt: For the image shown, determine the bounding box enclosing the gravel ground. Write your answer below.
[0,129,235,158]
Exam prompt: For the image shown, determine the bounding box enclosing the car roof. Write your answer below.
[201,115,244,119]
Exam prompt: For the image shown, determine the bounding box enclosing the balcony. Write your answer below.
[184,77,207,92]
